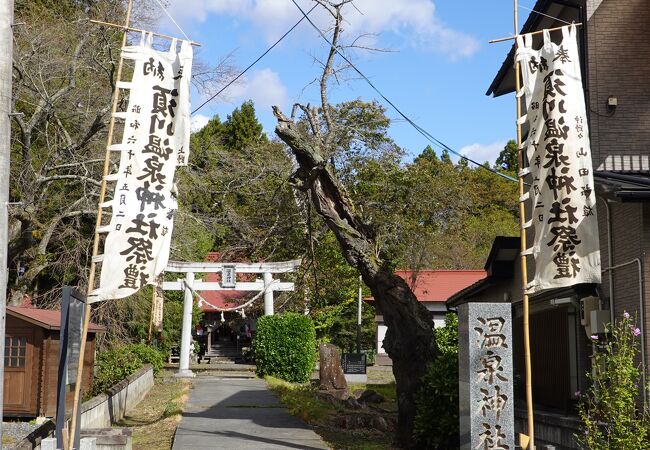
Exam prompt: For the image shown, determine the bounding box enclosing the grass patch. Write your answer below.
[265,376,336,423]
[116,370,189,450]
[317,428,396,450]
[225,404,286,408]
[266,376,398,450]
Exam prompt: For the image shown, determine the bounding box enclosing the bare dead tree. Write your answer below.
[8,0,238,308]
[272,2,436,446]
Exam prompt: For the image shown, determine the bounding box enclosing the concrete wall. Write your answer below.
[515,408,581,449]
[80,365,154,429]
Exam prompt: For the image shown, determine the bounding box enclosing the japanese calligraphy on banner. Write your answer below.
[90,34,193,303]
[516,25,600,293]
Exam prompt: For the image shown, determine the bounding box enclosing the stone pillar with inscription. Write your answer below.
[459,303,514,450]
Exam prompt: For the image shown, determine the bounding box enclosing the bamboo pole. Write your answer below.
[514,1,535,448]
[489,22,582,43]
[89,19,201,47]
[67,2,133,448]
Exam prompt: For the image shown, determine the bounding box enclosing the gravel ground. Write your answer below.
[2,421,40,447]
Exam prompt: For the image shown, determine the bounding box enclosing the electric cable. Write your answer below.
[289,0,519,183]
[191,4,318,115]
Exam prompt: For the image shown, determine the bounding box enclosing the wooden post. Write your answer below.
[67,1,133,447]
[513,0,535,448]
[148,285,155,343]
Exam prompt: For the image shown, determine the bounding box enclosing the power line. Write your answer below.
[288,0,518,184]
[191,3,318,115]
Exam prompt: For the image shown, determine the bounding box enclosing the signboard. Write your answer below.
[516,24,600,294]
[222,265,236,288]
[56,287,87,449]
[459,303,514,450]
[90,34,193,302]
[341,353,367,374]
[152,277,164,331]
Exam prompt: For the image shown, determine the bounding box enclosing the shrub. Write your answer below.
[91,343,165,397]
[414,313,460,449]
[577,313,650,450]
[127,343,165,374]
[254,313,317,383]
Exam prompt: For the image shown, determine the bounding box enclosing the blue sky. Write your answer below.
[154,0,525,164]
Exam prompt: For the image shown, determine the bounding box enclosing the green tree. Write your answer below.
[178,102,303,261]
[223,100,268,150]
[496,139,518,172]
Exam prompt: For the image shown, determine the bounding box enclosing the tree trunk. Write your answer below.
[274,108,437,447]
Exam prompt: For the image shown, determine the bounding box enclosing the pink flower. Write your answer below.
[633,328,641,337]
[574,390,581,397]
[590,334,599,340]
[624,311,630,319]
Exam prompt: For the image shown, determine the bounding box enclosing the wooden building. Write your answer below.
[3,306,105,417]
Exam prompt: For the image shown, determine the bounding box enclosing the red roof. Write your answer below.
[367,270,486,303]
[7,306,106,332]
[198,268,250,312]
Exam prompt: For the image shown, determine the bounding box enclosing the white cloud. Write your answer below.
[191,114,211,132]
[459,140,507,165]
[165,0,479,59]
[225,68,289,112]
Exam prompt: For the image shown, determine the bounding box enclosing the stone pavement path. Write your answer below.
[172,376,330,450]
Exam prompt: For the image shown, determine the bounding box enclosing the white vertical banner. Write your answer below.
[152,278,164,331]
[90,34,193,303]
[516,25,600,293]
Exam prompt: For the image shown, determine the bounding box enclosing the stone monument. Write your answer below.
[459,302,514,450]
[319,343,348,399]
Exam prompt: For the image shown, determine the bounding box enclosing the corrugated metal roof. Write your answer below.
[7,306,106,332]
[396,270,487,302]
[366,270,486,303]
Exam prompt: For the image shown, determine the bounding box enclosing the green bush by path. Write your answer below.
[91,343,165,397]
[414,313,460,449]
[254,313,317,383]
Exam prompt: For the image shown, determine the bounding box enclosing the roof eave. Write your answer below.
[486,0,583,97]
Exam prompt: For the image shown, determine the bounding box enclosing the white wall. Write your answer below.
[376,302,449,353]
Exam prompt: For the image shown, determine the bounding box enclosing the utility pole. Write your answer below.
[0,0,14,442]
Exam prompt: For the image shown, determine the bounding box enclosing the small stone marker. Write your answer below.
[319,343,348,397]
[459,302,514,450]
[79,437,97,450]
[41,437,57,450]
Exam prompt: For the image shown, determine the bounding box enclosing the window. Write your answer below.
[5,336,27,368]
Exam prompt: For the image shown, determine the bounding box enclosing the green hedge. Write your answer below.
[414,314,460,449]
[91,343,164,397]
[254,313,317,383]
